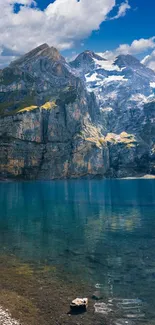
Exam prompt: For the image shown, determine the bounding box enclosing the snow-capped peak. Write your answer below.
[70,51,155,112]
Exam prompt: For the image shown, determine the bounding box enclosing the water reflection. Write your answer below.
[0,180,155,321]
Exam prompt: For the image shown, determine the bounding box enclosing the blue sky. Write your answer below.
[86,0,155,52]
[1,0,155,69]
[36,0,155,57]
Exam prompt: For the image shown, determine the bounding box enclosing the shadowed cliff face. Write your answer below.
[0,45,155,179]
[0,100,109,180]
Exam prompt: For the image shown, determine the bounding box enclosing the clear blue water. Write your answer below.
[0,179,155,324]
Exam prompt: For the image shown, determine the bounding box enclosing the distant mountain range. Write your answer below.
[0,44,155,179]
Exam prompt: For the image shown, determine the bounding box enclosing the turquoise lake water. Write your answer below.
[0,179,155,324]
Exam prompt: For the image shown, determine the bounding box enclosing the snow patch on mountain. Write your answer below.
[130,93,148,103]
[85,72,100,82]
[85,73,128,89]
[100,75,128,84]
[100,107,113,112]
[150,82,155,88]
[128,93,155,110]
[105,91,118,100]
[94,57,122,72]
[97,90,118,104]
[129,93,149,109]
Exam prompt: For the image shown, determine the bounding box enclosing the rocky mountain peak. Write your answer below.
[114,54,155,81]
[0,43,81,117]
[115,54,142,68]
[70,51,105,76]
[10,43,65,68]
[70,50,105,67]
[10,43,49,66]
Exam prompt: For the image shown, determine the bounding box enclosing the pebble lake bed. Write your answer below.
[0,179,155,325]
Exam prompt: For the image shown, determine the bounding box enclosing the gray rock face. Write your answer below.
[0,56,108,179]
[0,107,109,179]
[0,45,155,179]
[0,43,79,115]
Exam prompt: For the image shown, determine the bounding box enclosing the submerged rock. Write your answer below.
[95,283,104,289]
[92,291,103,300]
[94,302,112,314]
[113,319,135,325]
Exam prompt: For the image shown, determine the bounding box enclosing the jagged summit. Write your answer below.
[76,50,105,60]
[70,50,105,76]
[70,50,105,68]
[114,54,155,79]
[10,43,65,67]
[10,43,49,66]
[0,42,79,116]
[115,54,144,68]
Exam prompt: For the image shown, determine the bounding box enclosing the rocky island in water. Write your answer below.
[0,43,155,179]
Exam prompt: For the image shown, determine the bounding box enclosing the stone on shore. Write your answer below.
[70,298,88,311]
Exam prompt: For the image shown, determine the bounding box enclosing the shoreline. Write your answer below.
[0,174,155,183]
[0,254,107,325]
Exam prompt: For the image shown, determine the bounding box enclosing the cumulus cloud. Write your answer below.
[116,37,155,55]
[141,50,155,71]
[100,37,155,63]
[0,0,131,67]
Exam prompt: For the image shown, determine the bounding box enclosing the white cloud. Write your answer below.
[115,37,155,55]
[99,37,155,64]
[110,0,131,20]
[141,50,155,71]
[0,0,131,67]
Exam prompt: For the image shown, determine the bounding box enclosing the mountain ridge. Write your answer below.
[0,44,155,179]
